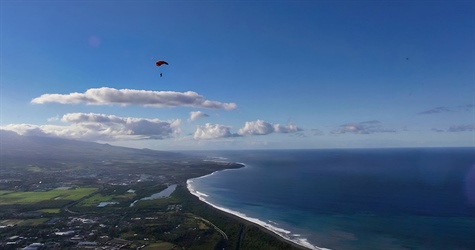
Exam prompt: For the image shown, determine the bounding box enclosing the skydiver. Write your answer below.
[155,60,168,77]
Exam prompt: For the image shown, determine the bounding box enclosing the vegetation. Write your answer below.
[0,181,304,249]
[0,188,97,205]
[78,193,116,206]
[37,208,60,214]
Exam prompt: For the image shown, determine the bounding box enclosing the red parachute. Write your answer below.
[156,60,169,66]
[155,60,168,77]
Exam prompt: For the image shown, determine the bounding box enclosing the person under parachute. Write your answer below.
[156,60,168,77]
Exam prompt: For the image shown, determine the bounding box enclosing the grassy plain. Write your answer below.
[37,208,61,213]
[142,241,178,249]
[0,187,97,205]
[78,193,115,206]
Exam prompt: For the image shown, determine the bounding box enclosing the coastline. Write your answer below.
[186,162,329,250]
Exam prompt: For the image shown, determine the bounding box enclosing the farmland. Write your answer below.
[0,188,97,205]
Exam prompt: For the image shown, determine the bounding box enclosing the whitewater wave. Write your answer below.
[195,191,209,197]
[186,166,330,250]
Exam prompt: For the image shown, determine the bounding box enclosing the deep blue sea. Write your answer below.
[186,148,475,250]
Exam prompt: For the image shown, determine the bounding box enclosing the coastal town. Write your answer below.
[0,159,242,249]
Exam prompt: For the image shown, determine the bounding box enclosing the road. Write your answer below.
[193,215,228,240]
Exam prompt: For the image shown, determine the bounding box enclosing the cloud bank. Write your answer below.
[448,124,475,132]
[31,87,237,110]
[418,104,474,115]
[331,120,396,135]
[2,113,181,141]
[431,123,475,133]
[194,120,302,140]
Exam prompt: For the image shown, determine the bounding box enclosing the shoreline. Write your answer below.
[186,163,329,250]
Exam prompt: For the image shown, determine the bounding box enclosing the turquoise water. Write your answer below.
[186,148,475,250]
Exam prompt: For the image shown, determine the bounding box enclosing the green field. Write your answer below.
[78,193,115,206]
[142,241,178,250]
[0,191,13,195]
[0,188,97,205]
[38,208,61,214]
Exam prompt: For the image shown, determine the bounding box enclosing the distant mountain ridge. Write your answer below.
[0,129,181,163]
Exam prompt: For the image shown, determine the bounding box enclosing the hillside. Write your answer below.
[0,129,182,164]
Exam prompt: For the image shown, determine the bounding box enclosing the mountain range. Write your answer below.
[0,130,182,163]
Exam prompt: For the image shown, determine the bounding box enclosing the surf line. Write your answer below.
[186,163,330,250]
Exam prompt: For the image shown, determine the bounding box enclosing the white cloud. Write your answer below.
[238,120,301,136]
[238,120,274,136]
[193,120,302,140]
[188,111,209,122]
[193,123,233,140]
[2,113,182,141]
[5,115,303,143]
[273,123,301,133]
[31,87,237,110]
[2,124,51,137]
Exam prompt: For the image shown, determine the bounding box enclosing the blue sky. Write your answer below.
[1,0,474,150]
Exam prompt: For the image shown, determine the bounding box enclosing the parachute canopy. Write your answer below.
[156,60,169,66]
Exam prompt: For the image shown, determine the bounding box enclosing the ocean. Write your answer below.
[186,148,475,250]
